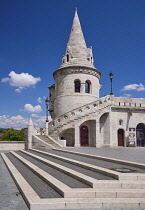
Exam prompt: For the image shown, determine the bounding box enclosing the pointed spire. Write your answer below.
[60,9,95,68]
[28,117,33,126]
[67,8,87,50]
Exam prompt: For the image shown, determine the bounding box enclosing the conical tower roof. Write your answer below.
[60,9,95,68]
[67,9,87,52]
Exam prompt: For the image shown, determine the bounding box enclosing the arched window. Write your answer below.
[85,80,91,93]
[74,80,81,93]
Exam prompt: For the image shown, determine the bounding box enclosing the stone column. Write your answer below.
[74,124,80,147]
[95,120,101,147]
[27,118,34,150]
[45,121,49,136]
[81,83,85,94]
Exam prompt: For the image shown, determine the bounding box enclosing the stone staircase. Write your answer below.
[36,135,62,148]
[1,149,145,209]
[48,95,113,141]
[31,134,63,150]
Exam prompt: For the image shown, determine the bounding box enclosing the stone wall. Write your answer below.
[53,67,100,117]
[0,141,25,151]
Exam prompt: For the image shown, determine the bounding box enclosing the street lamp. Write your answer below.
[109,72,113,95]
[45,97,49,122]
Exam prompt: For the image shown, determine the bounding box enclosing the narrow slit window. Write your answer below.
[85,81,91,93]
[75,80,81,93]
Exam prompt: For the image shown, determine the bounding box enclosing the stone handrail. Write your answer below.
[48,95,113,131]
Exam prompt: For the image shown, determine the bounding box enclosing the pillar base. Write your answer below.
[74,144,80,147]
[95,144,101,148]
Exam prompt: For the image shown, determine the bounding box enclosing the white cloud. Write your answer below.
[37,96,47,103]
[31,114,39,118]
[1,71,41,92]
[121,93,132,98]
[0,115,28,129]
[24,104,42,113]
[122,83,145,92]
[0,114,52,130]
[37,97,43,103]
[0,115,9,119]
[11,115,24,120]
[15,88,21,93]
[1,77,9,82]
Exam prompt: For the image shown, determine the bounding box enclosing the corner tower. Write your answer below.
[50,9,101,118]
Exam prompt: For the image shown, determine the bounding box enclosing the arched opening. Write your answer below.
[74,80,81,93]
[100,113,110,145]
[118,129,124,146]
[85,80,91,93]
[60,128,75,147]
[80,125,89,146]
[136,123,145,147]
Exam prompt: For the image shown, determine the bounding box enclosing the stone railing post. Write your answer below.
[27,118,34,150]
[45,121,49,136]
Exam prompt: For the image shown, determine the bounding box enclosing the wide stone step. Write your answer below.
[29,149,116,181]
[4,152,62,199]
[50,149,145,174]
[2,151,145,209]
[31,148,145,182]
[16,150,90,189]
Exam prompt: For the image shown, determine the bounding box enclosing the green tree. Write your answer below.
[0,128,24,141]
[0,128,5,133]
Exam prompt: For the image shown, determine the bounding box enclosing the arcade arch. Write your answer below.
[136,123,145,147]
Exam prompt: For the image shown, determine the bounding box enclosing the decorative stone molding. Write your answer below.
[53,66,101,80]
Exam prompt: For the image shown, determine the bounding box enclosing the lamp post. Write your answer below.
[45,97,49,122]
[109,72,113,95]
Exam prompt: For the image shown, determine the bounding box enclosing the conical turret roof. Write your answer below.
[67,9,87,51]
[60,9,95,68]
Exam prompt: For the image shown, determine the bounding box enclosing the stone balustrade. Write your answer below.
[48,95,112,133]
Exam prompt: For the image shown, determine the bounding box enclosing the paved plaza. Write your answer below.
[0,147,145,210]
[65,147,145,164]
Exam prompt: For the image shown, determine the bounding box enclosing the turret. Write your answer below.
[50,9,101,118]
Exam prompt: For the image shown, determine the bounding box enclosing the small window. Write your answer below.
[119,119,123,126]
[85,80,91,93]
[67,54,69,62]
[74,80,81,93]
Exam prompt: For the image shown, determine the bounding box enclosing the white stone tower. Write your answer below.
[49,9,101,119]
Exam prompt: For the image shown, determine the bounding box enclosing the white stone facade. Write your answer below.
[47,10,145,148]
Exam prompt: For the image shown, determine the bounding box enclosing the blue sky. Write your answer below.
[0,0,145,129]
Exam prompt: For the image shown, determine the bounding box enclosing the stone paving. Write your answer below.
[0,151,28,210]
[65,147,145,164]
[48,149,145,173]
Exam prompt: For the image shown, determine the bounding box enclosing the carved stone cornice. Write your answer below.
[53,66,101,80]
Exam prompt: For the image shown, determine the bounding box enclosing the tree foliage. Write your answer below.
[0,128,5,133]
[0,128,25,141]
